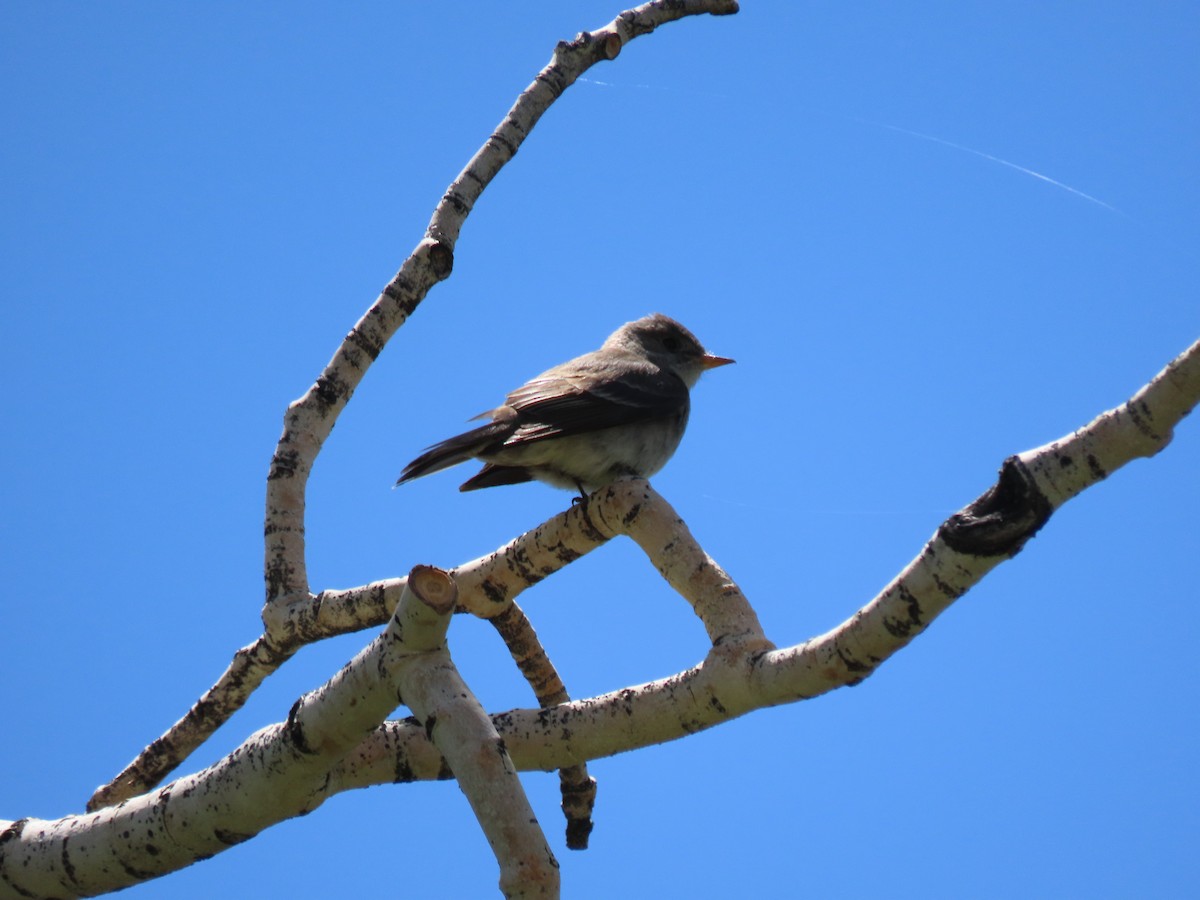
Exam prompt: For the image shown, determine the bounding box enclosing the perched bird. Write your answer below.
[396,314,733,494]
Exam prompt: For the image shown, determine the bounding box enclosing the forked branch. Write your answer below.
[13,336,1197,898]
[88,0,739,813]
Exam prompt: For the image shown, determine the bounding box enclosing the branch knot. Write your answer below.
[939,456,1052,557]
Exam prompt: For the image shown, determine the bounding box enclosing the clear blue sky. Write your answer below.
[3,3,1198,897]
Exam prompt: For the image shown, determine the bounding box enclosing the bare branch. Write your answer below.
[13,566,477,897]
[763,336,1200,697]
[390,571,559,897]
[87,635,292,812]
[489,603,597,850]
[87,0,737,812]
[263,0,739,614]
[332,340,1200,786]
[11,336,1198,897]
[586,483,773,650]
[1016,336,1200,507]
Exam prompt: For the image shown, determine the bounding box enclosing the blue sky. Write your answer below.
[2,3,1198,897]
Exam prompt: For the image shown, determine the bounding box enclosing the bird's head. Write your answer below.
[605,313,734,387]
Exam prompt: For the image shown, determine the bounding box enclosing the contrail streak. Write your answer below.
[860,118,1119,212]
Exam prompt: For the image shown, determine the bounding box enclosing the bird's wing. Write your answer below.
[500,356,689,445]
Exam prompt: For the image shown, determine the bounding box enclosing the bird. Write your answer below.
[395,314,733,494]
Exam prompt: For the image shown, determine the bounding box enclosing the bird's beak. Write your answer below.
[701,354,735,370]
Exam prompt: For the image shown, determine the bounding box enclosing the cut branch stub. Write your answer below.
[408,565,456,609]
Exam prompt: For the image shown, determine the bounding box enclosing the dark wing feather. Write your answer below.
[459,464,536,492]
[501,355,688,445]
[395,419,514,485]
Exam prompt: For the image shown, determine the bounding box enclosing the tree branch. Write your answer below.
[8,336,1197,898]
[388,572,559,898]
[87,0,737,813]
[263,0,739,613]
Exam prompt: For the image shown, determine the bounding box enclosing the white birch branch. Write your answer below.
[388,572,559,898]
[262,0,739,612]
[87,0,738,812]
[329,340,1200,783]
[5,338,1196,899]
[484,601,598,850]
[2,565,450,896]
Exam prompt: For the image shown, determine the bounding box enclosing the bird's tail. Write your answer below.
[394,421,507,487]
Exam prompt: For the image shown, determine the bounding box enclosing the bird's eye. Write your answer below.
[662,336,681,352]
